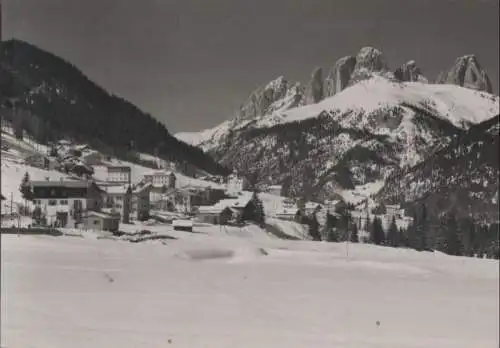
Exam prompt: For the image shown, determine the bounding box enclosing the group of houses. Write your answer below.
[25,161,246,232]
[18,141,415,234]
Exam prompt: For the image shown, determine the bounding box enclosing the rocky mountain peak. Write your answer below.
[238,76,303,120]
[436,55,492,93]
[324,56,357,97]
[394,60,428,83]
[354,46,389,73]
[304,67,324,105]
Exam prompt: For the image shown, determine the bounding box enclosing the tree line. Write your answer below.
[302,202,499,259]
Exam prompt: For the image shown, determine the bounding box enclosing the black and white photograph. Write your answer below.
[1,0,499,347]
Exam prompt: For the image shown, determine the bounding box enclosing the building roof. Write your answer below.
[215,195,252,210]
[31,179,90,188]
[107,165,131,172]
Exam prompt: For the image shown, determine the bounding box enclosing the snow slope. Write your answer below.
[176,77,499,151]
[2,232,498,348]
[259,77,499,129]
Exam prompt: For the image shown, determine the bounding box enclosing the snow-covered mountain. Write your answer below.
[175,46,499,218]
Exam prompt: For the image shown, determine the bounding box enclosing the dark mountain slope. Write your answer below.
[0,39,229,175]
[378,115,500,221]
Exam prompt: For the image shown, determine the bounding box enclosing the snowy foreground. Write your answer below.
[1,229,499,348]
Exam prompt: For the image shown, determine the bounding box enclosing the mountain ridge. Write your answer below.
[174,46,499,220]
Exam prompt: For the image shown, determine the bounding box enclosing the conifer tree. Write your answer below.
[308,213,321,241]
[350,222,359,243]
[19,172,34,201]
[325,213,338,242]
[370,216,385,245]
[386,216,400,247]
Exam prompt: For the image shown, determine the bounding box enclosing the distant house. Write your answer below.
[106,165,131,184]
[31,179,103,227]
[275,206,301,221]
[143,170,176,189]
[83,211,120,232]
[24,154,58,170]
[213,195,254,221]
[226,171,250,193]
[101,183,151,221]
[81,151,103,166]
[196,205,233,225]
[266,185,283,196]
[304,202,323,216]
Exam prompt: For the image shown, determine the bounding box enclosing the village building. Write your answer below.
[83,211,120,232]
[226,170,250,193]
[304,202,323,216]
[196,205,233,225]
[266,185,283,197]
[101,183,152,221]
[31,179,103,227]
[275,205,301,221]
[106,165,131,184]
[81,151,103,166]
[143,170,177,188]
[24,153,59,170]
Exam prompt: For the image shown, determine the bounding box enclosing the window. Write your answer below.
[93,220,100,225]
[60,200,68,205]
[48,199,57,206]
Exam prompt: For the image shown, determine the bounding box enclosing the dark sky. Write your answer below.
[3,0,499,133]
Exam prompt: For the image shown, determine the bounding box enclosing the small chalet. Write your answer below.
[84,211,120,232]
[275,206,301,221]
[196,205,233,225]
[31,179,103,227]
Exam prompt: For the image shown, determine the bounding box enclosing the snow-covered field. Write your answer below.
[1,229,498,348]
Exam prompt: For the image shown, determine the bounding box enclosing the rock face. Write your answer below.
[349,46,390,86]
[436,55,492,93]
[324,56,357,97]
[353,46,388,73]
[303,67,324,105]
[239,76,302,119]
[394,60,428,83]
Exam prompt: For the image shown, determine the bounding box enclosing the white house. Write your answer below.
[106,165,131,184]
[31,179,103,227]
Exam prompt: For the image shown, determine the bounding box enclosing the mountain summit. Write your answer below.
[436,55,493,93]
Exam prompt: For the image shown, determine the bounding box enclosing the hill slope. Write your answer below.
[378,115,500,221]
[0,39,229,176]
